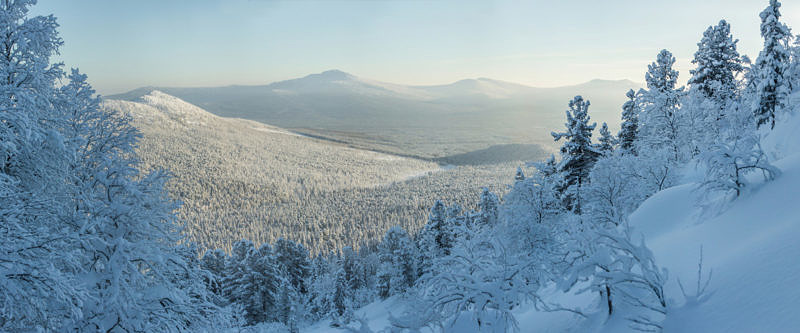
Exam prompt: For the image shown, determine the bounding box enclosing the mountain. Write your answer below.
[102,91,526,254]
[107,71,641,158]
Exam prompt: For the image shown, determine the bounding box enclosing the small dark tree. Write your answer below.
[618,89,640,154]
[598,122,616,154]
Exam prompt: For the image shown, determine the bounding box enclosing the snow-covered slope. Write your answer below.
[305,110,800,333]
[624,109,800,333]
[103,91,447,253]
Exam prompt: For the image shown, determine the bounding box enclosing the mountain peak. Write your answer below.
[309,69,355,81]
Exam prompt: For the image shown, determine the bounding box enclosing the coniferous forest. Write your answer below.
[3,0,800,332]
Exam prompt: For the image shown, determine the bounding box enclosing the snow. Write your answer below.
[638,153,800,333]
[761,93,800,160]
[304,110,800,332]
[306,296,411,333]
[250,126,307,138]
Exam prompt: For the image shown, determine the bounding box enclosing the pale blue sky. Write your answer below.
[31,0,800,95]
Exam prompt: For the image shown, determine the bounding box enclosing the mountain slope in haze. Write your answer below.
[108,71,641,158]
[102,91,519,254]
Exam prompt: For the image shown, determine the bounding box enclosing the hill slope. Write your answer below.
[305,107,800,333]
[103,91,521,253]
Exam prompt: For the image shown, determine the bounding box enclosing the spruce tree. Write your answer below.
[687,20,744,151]
[416,200,454,276]
[273,238,311,295]
[753,0,792,129]
[689,19,743,103]
[376,227,418,298]
[639,49,685,162]
[515,166,526,182]
[551,96,601,213]
[618,89,640,154]
[477,187,500,226]
[598,122,616,154]
[202,249,228,296]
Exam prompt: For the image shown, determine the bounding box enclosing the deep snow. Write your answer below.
[305,110,800,332]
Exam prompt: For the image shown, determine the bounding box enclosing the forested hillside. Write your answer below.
[103,91,523,253]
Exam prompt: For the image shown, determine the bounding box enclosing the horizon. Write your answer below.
[32,0,800,95]
[106,68,642,96]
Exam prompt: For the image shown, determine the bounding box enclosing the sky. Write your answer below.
[31,0,800,95]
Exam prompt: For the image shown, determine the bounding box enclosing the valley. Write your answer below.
[102,72,640,255]
[109,70,640,160]
[103,91,529,254]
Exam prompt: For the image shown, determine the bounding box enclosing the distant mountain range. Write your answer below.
[108,70,641,157]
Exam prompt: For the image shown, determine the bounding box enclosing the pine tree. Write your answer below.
[223,240,282,325]
[502,166,560,227]
[753,0,793,129]
[598,122,616,154]
[202,249,228,296]
[689,20,743,103]
[446,203,467,234]
[307,255,336,320]
[477,187,500,226]
[417,200,455,276]
[618,89,640,154]
[514,166,526,182]
[332,266,350,318]
[551,96,601,213]
[639,49,686,162]
[377,227,418,298]
[273,238,311,295]
[687,20,744,152]
[340,247,366,294]
[540,154,559,178]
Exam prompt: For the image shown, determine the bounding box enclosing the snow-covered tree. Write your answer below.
[477,187,500,226]
[501,166,560,227]
[421,236,542,332]
[638,49,686,162]
[551,96,601,213]
[307,255,337,320]
[598,122,616,154]
[377,227,418,298]
[753,0,793,129]
[332,266,351,319]
[689,20,743,103]
[700,100,780,198]
[417,200,455,276]
[202,249,228,297]
[514,166,525,182]
[0,1,84,329]
[56,70,228,331]
[618,89,640,154]
[273,238,311,295]
[559,222,668,330]
[687,19,744,151]
[223,241,283,325]
[585,153,648,227]
[340,247,368,299]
